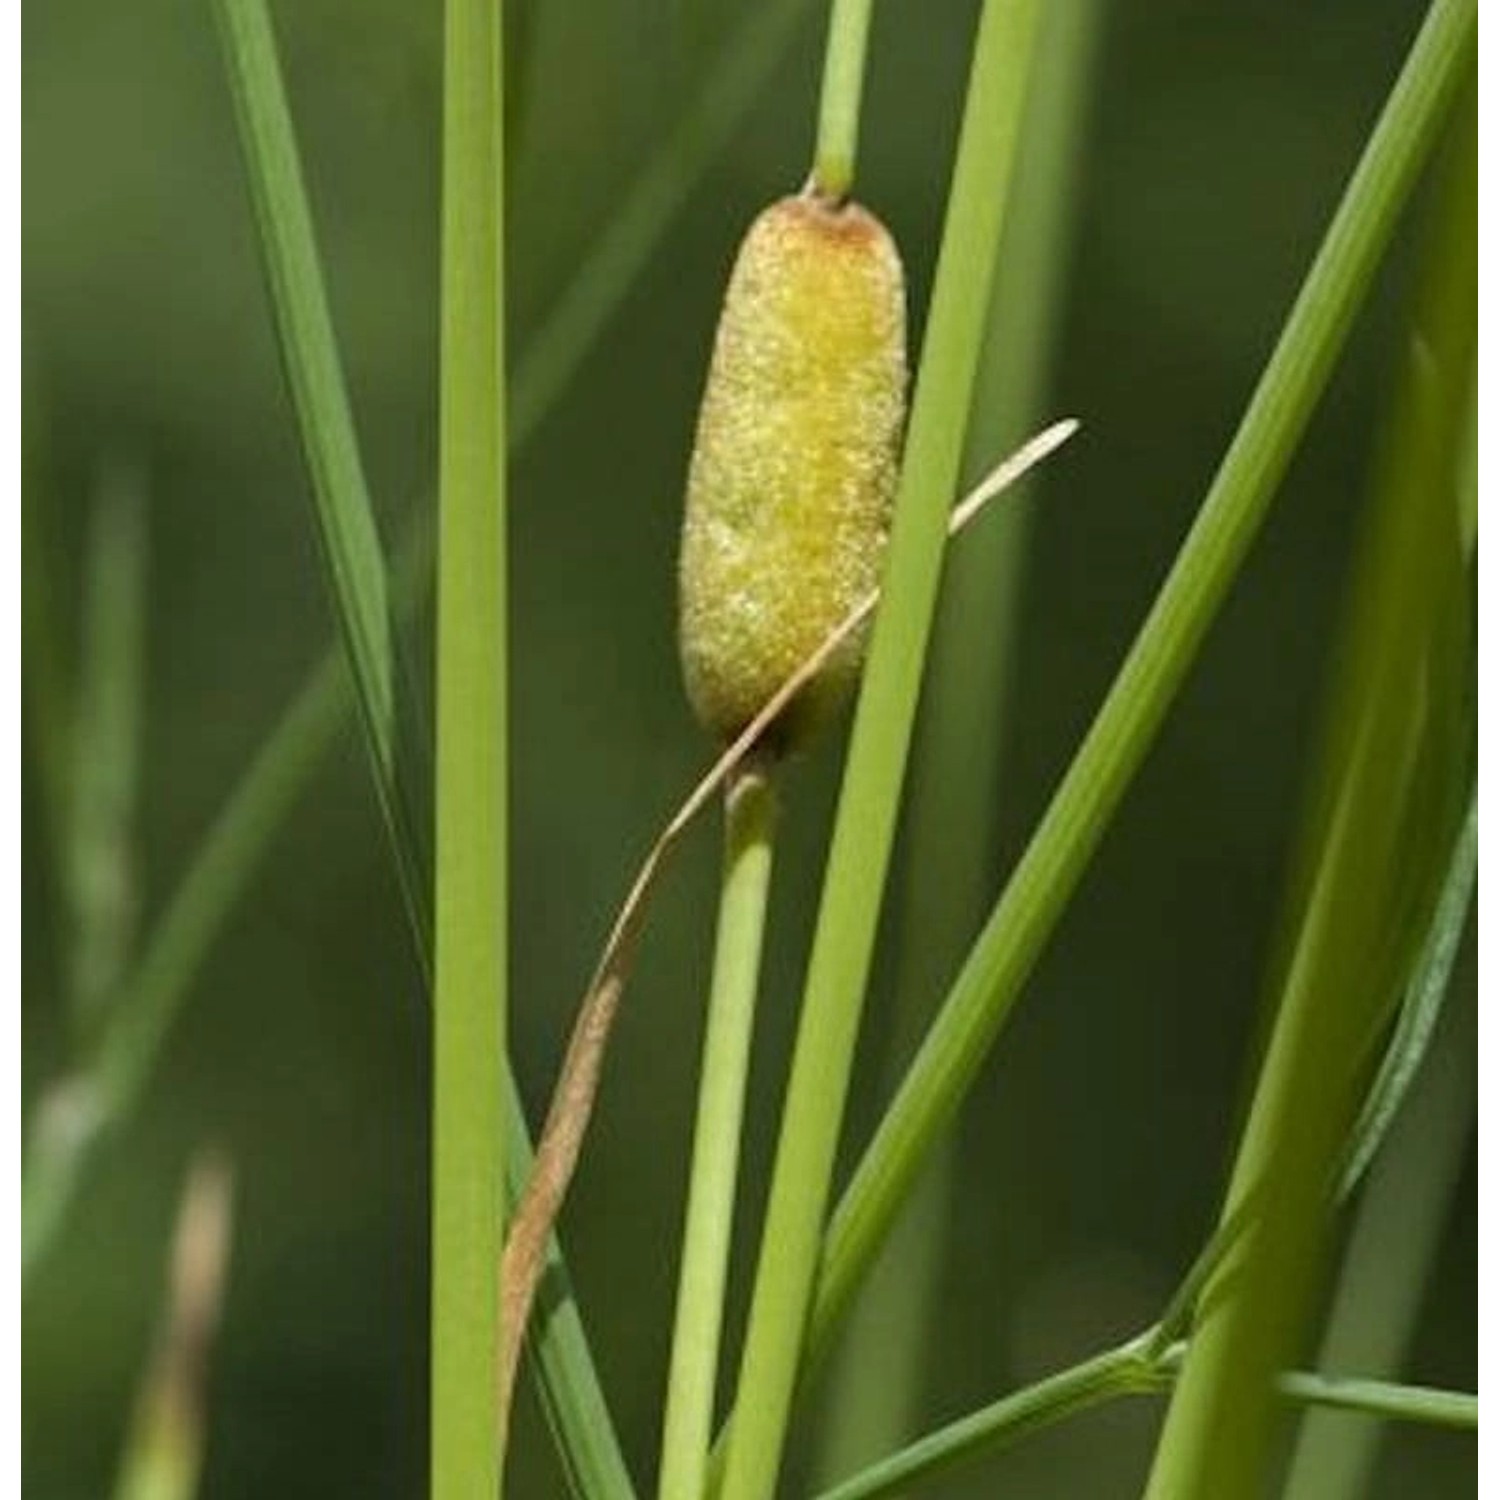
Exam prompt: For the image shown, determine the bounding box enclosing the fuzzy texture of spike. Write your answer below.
[678,193,908,748]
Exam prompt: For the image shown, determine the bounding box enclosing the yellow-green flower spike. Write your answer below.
[678,191,908,749]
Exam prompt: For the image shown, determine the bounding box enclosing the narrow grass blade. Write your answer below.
[213,0,429,936]
[815,0,1102,1473]
[718,4,1045,1494]
[1142,29,1476,1495]
[791,0,1477,1411]
[1339,787,1476,1198]
[67,456,150,1037]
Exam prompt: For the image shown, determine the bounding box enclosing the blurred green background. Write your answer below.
[22,0,1474,1496]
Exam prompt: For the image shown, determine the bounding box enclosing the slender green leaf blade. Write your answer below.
[212,0,429,932]
[1339,788,1475,1198]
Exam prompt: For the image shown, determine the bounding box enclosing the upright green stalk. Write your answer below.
[656,768,778,1500]
[433,0,507,1495]
[718,6,1042,1495]
[1141,25,1475,1494]
[812,0,876,200]
[815,0,1100,1473]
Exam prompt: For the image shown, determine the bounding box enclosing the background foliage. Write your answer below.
[23,0,1473,1495]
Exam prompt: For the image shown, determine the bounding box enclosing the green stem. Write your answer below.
[1275,1373,1476,1432]
[432,0,507,1494]
[817,1334,1160,1500]
[656,768,778,1500]
[812,0,876,199]
[814,1335,1477,1500]
[791,0,1476,1400]
[718,5,1043,1496]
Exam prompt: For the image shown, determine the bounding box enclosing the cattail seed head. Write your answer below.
[678,192,908,749]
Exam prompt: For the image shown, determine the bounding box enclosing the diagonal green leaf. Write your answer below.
[212,0,427,936]
[788,0,1477,1406]
[816,1334,1162,1500]
[1339,786,1475,1199]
